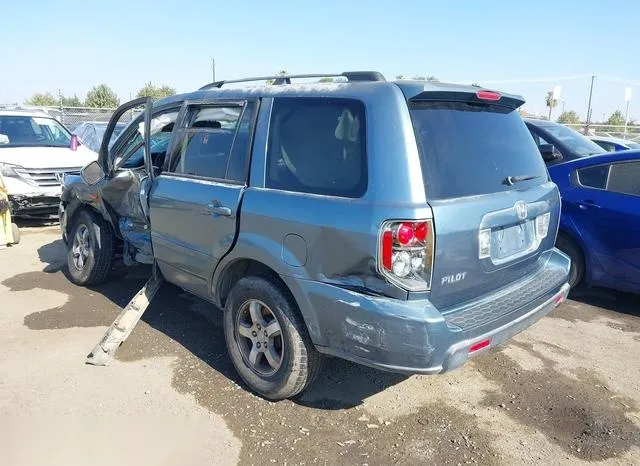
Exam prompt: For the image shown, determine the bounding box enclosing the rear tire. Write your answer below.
[66,210,114,285]
[224,276,322,400]
[556,234,584,288]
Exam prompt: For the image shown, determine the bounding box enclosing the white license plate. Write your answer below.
[493,222,529,259]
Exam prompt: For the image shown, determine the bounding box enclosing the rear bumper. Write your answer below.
[286,248,570,374]
[9,194,60,218]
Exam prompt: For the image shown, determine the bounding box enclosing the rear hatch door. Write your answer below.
[407,90,559,309]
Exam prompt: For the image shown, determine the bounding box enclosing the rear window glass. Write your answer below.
[266,97,366,198]
[410,102,549,199]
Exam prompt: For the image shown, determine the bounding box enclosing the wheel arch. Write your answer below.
[214,257,322,345]
[556,228,589,283]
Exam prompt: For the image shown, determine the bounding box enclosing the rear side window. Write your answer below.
[577,165,608,189]
[607,161,640,196]
[266,97,366,197]
[410,102,549,199]
[170,105,242,179]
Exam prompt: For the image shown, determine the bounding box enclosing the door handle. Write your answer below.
[578,200,601,210]
[205,202,232,217]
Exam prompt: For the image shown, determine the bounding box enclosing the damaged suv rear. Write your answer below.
[60,73,570,400]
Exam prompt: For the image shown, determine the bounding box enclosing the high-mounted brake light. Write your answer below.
[476,90,501,101]
[379,220,434,291]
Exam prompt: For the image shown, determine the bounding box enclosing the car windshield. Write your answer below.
[627,141,640,149]
[0,115,72,148]
[539,123,606,157]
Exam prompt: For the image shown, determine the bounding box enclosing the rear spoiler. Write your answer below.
[408,90,525,110]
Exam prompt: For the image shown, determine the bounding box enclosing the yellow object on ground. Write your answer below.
[0,173,16,247]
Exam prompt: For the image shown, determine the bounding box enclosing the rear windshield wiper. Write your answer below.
[503,174,540,185]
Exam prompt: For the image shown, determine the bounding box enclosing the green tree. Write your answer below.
[607,110,625,127]
[395,74,404,80]
[411,75,439,82]
[266,70,288,85]
[136,81,176,100]
[25,92,57,106]
[317,77,335,83]
[61,94,83,107]
[545,91,558,120]
[557,110,580,124]
[85,84,120,108]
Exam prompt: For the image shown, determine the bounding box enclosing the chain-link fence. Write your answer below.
[3,102,640,145]
[0,104,141,131]
[563,123,640,143]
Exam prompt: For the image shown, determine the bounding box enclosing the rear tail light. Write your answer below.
[379,219,434,291]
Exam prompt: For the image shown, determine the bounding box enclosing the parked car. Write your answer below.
[0,110,98,217]
[547,150,640,292]
[525,119,606,165]
[59,73,570,400]
[72,121,127,153]
[588,135,640,152]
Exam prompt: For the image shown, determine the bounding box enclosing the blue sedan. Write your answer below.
[548,149,640,293]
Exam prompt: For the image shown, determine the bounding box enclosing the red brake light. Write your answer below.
[396,223,415,245]
[414,222,428,242]
[378,219,434,291]
[382,230,393,270]
[469,339,491,353]
[476,90,501,101]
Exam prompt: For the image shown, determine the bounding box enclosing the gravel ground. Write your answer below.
[1,226,639,465]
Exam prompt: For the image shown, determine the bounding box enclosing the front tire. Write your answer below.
[66,210,114,285]
[224,276,322,400]
[556,234,584,288]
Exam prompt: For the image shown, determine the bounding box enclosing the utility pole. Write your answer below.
[585,74,596,134]
[624,87,632,138]
[212,58,216,82]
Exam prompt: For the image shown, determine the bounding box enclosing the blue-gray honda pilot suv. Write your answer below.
[59,72,571,399]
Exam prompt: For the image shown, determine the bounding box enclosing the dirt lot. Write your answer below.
[1,226,639,465]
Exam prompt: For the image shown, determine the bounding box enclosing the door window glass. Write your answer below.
[169,105,242,179]
[115,109,180,169]
[226,101,257,182]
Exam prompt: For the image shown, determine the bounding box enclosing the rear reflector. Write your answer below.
[476,90,501,101]
[469,339,491,353]
[555,293,565,305]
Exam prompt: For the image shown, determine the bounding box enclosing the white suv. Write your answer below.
[0,110,97,217]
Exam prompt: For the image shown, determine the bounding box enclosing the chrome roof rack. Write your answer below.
[199,71,385,90]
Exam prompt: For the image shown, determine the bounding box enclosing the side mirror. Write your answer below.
[70,134,79,151]
[80,161,105,185]
[539,144,562,162]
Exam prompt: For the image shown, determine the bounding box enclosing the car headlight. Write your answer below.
[0,162,22,178]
